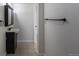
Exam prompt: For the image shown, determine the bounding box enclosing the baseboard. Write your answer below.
[37,52,45,56]
[17,40,33,42]
[4,52,6,56]
[68,53,79,56]
[0,52,6,56]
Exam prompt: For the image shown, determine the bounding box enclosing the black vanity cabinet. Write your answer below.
[6,32,17,54]
[4,3,16,54]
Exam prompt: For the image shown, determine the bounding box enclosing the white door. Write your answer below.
[44,3,79,56]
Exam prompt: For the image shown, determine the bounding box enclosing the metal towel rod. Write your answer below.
[44,18,67,22]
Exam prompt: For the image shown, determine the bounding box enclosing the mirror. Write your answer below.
[5,4,14,26]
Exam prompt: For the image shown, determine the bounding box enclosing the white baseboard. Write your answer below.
[17,40,34,42]
[0,52,6,56]
[68,53,79,56]
[38,53,45,56]
[4,52,6,56]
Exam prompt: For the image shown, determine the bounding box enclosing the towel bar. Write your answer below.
[44,18,67,22]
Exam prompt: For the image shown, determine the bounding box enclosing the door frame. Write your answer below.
[33,3,45,55]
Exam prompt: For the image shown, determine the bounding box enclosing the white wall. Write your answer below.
[38,4,45,54]
[44,3,79,56]
[0,27,6,56]
[0,5,4,21]
[14,3,34,42]
[0,4,6,56]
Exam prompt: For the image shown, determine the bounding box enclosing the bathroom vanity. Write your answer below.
[4,4,16,54]
[4,3,19,54]
[6,32,17,54]
[6,28,19,54]
[0,3,19,55]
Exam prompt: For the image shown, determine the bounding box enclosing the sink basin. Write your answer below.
[6,28,20,33]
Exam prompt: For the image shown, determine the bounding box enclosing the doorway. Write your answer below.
[12,3,38,56]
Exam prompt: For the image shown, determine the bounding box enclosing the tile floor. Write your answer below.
[7,42,38,56]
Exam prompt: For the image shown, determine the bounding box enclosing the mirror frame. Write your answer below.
[4,3,14,26]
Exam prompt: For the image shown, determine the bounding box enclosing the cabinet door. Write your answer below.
[6,32,17,54]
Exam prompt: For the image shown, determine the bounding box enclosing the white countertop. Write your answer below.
[6,28,20,33]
